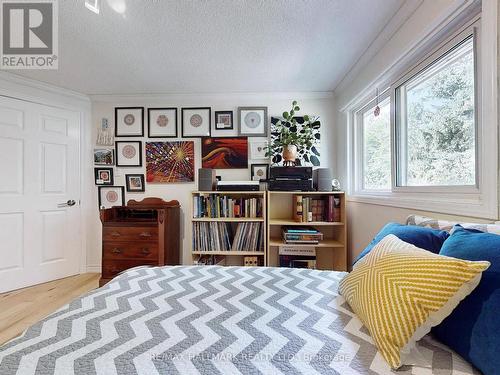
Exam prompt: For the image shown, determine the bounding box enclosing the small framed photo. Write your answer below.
[238,106,268,136]
[115,107,144,137]
[181,107,211,137]
[94,167,114,185]
[115,141,142,167]
[125,174,145,192]
[251,164,269,181]
[148,108,177,138]
[215,111,233,130]
[94,148,114,165]
[250,140,269,159]
[98,186,125,209]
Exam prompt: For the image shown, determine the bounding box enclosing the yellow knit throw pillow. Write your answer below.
[338,234,490,369]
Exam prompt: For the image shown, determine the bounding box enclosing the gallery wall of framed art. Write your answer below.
[90,96,332,266]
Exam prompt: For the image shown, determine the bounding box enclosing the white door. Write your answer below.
[0,95,81,293]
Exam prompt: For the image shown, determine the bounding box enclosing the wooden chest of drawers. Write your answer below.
[99,198,180,286]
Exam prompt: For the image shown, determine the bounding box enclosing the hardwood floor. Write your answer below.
[0,273,100,346]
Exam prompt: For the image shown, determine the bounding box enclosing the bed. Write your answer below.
[0,266,479,375]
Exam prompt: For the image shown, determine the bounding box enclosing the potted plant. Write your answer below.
[265,100,318,166]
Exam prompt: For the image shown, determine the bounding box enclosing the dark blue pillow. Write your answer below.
[434,225,500,375]
[354,222,449,264]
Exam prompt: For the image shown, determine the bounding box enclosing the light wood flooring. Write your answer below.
[0,273,100,345]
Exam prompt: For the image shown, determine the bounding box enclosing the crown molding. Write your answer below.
[89,91,334,103]
[0,72,90,109]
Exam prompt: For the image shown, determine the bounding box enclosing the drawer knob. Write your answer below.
[139,232,152,238]
[111,247,122,254]
[141,248,151,255]
[111,231,121,237]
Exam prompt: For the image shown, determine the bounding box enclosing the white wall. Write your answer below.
[333,0,499,264]
[87,93,336,270]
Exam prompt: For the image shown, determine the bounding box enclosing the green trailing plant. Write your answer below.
[265,100,317,159]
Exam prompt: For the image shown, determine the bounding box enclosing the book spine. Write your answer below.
[333,196,341,222]
[326,196,334,222]
[294,195,303,222]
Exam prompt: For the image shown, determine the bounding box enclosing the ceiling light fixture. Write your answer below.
[85,0,100,14]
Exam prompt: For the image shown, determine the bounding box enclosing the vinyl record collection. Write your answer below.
[193,222,265,252]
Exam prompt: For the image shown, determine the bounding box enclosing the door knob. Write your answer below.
[58,199,77,208]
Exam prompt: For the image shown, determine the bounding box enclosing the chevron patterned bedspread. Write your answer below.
[0,266,478,375]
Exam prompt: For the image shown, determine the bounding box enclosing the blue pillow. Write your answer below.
[434,225,500,375]
[354,222,449,264]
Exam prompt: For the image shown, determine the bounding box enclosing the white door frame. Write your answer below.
[0,72,92,277]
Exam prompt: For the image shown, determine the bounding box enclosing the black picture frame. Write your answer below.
[115,141,143,167]
[115,107,144,137]
[94,167,114,185]
[250,163,270,181]
[147,107,178,138]
[98,186,125,208]
[181,107,211,137]
[214,110,234,130]
[125,174,145,192]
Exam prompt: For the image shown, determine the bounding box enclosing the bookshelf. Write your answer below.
[190,191,267,266]
[267,191,347,271]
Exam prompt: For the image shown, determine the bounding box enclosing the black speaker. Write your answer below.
[198,168,217,191]
[313,168,332,191]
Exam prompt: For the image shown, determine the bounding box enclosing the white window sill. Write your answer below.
[347,191,497,220]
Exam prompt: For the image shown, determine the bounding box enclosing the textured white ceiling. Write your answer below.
[14,0,404,95]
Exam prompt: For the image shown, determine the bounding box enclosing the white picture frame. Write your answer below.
[250,139,269,160]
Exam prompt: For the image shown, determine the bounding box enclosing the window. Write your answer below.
[395,36,476,187]
[348,13,498,219]
[360,97,391,190]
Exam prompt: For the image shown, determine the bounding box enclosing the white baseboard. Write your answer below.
[86,265,102,273]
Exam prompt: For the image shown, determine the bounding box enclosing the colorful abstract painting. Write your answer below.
[201,137,248,169]
[146,141,195,183]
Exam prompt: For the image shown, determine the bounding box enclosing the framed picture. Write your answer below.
[202,137,248,169]
[181,107,211,137]
[148,108,177,138]
[215,111,233,130]
[115,141,142,167]
[146,141,195,183]
[94,167,114,185]
[251,164,269,181]
[94,148,114,165]
[250,140,268,160]
[238,106,268,136]
[98,186,125,209]
[125,174,145,192]
[115,107,144,137]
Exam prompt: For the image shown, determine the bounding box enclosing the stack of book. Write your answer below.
[293,195,341,222]
[193,194,263,219]
[192,222,264,252]
[282,226,323,245]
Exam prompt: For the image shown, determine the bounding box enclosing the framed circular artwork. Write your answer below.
[148,108,178,138]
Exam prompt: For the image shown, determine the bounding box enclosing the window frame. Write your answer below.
[346,9,498,219]
[391,21,480,193]
[353,90,391,194]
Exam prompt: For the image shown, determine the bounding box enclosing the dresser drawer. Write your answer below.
[103,226,158,242]
[103,241,158,260]
[102,259,157,279]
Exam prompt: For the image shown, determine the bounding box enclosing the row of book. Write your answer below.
[193,194,263,218]
[282,226,323,245]
[192,222,265,252]
[293,195,341,222]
